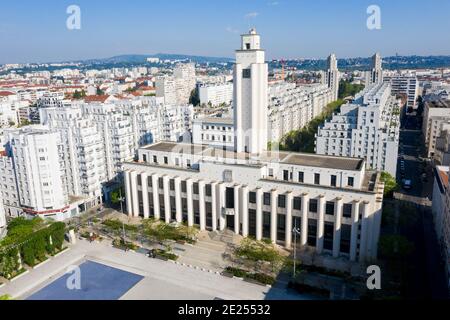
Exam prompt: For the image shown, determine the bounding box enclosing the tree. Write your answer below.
[189,88,200,106]
[110,187,125,206]
[380,171,399,198]
[279,99,345,153]
[96,87,105,95]
[378,235,414,260]
[338,80,365,99]
[73,90,86,99]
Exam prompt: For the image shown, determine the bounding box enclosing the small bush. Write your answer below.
[154,249,178,261]
[225,267,248,278]
[247,273,276,285]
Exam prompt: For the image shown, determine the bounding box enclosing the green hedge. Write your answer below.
[154,249,178,261]
[0,221,66,278]
[224,267,276,285]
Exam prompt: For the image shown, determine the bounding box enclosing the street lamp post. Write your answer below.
[292,219,301,279]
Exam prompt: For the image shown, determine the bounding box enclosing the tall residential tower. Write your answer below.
[323,54,340,101]
[366,53,383,86]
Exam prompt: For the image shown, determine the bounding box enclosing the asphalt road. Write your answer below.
[396,114,448,298]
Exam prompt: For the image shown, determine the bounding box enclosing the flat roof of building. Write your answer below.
[193,117,233,125]
[143,142,209,154]
[142,142,364,172]
[281,153,364,171]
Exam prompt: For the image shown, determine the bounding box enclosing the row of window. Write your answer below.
[136,177,354,218]
[282,170,354,187]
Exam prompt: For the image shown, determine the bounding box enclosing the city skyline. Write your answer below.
[1,0,450,64]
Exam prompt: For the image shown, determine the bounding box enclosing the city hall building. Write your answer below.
[122,29,384,266]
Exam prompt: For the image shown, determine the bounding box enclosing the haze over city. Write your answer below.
[1,0,450,64]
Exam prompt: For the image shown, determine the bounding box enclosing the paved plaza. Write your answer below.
[0,239,310,300]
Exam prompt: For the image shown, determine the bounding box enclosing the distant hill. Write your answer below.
[270,55,450,71]
[81,53,233,64]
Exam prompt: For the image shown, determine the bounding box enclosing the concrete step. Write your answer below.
[195,240,227,251]
[177,255,224,272]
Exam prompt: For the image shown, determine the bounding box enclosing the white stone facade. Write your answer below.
[198,82,233,106]
[123,142,384,265]
[316,83,400,176]
[5,126,69,217]
[384,75,419,109]
[422,99,450,157]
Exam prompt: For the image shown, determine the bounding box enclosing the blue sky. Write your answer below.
[1,0,449,64]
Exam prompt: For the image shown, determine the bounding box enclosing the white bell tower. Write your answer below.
[233,28,268,155]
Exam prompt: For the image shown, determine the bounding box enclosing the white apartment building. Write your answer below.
[198,82,233,106]
[422,99,450,157]
[432,165,450,289]
[5,126,69,218]
[39,106,106,206]
[316,83,400,176]
[156,63,196,105]
[365,53,383,87]
[435,123,450,166]
[192,117,234,150]
[37,91,68,108]
[122,30,385,272]
[40,98,193,186]
[79,103,135,181]
[0,153,21,217]
[268,82,333,143]
[322,54,340,101]
[384,74,419,109]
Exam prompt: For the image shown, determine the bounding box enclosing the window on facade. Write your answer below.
[325,201,335,215]
[193,183,199,195]
[278,195,286,208]
[164,156,168,164]
[343,203,353,218]
[331,175,337,187]
[307,219,317,247]
[249,192,256,204]
[298,172,304,183]
[309,199,318,213]
[263,192,271,206]
[181,181,187,193]
[293,197,302,210]
[348,177,354,187]
[205,184,212,196]
[314,173,320,185]
[324,222,334,250]
[243,68,251,78]
[283,170,289,181]
[170,179,175,191]
[153,155,157,163]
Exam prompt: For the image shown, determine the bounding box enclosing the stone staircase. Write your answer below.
[205,229,243,245]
